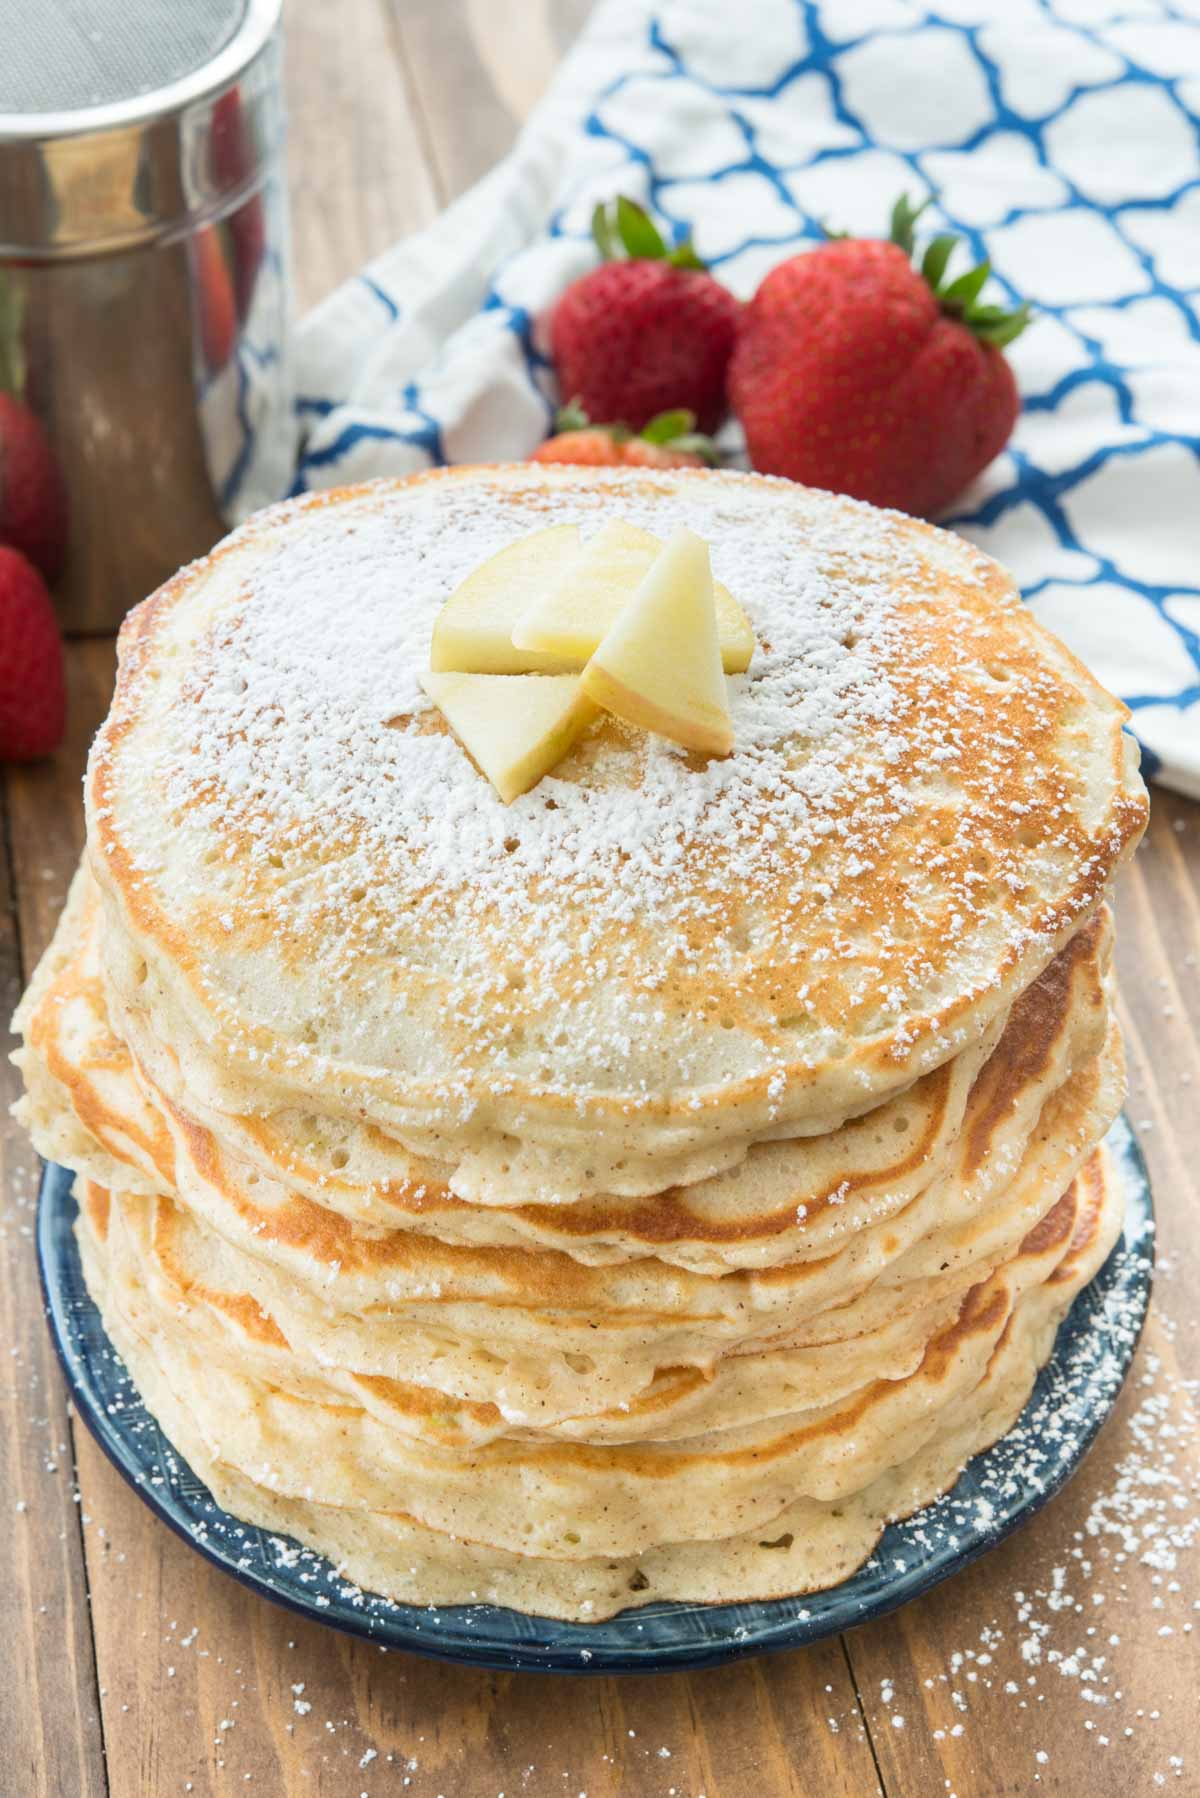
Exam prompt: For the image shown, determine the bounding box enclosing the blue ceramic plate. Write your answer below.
[37,1117,1153,1675]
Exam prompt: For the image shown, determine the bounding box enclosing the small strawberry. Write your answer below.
[0,394,70,581]
[729,195,1030,517]
[0,546,66,761]
[550,198,741,434]
[0,278,69,581]
[530,405,715,470]
[530,418,624,467]
[619,437,708,469]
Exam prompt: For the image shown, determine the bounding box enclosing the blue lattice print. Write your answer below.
[294,0,1200,796]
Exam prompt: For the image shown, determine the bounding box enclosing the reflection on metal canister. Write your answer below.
[0,0,296,632]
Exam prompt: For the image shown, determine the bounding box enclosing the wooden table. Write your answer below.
[3,5,1198,1794]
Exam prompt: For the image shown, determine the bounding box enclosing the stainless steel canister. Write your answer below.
[0,0,296,631]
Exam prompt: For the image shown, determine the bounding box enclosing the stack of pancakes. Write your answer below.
[13,466,1148,1620]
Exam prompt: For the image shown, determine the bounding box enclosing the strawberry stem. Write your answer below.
[590,197,708,271]
[920,234,957,289]
[941,259,992,310]
[551,401,631,442]
[639,410,717,463]
[816,192,1032,348]
[889,193,930,258]
[967,303,1032,349]
[589,203,619,262]
[553,401,717,462]
[553,398,592,434]
[639,408,695,444]
[615,195,667,260]
[892,193,1031,349]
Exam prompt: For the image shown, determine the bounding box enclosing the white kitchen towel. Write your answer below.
[294,0,1200,797]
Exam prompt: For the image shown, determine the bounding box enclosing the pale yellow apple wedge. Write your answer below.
[512,518,755,674]
[419,671,598,803]
[580,528,734,757]
[430,525,581,673]
[511,520,660,662]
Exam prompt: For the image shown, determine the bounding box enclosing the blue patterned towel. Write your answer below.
[295,0,1200,797]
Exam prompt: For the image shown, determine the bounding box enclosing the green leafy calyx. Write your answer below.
[889,191,1030,348]
[552,401,716,462]
[638,408,717,460]
[591,197,707,271]
[552,398,610,437]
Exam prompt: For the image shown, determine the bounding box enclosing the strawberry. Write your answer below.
[530,405,715,470]
[0,279,69,581]
[728,195,1030,517]
[0,395,70,581]
[531,426,624,468]
[619,437,708,469]
[0,546,66,761]
[550,198,741,434]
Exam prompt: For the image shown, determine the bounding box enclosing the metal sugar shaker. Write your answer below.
[0,0,297,631]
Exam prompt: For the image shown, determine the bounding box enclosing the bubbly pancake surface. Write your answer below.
[86,465,1147,1181]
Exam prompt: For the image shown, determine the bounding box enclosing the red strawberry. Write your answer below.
[550,198,741,435]
[620,437,707,469]
[729,196,1030,517]
[0,394,69,581]
[0,546,66,761]
[530,405,715,470]
[0,280,69,581]
[531,426,624,467]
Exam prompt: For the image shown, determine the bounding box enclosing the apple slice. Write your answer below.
[511,520,658,664]
[580,528,734,757]
[512,518,755,674]
[419,671,598,803]
[430,525,581,673]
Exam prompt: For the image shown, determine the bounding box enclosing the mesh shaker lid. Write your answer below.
[0,0,283,255]
[0,0,246,115]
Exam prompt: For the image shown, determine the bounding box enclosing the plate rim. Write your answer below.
[36,1118,1154,1675]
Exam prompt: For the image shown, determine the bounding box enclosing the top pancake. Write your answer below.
[86,464,1147,1179]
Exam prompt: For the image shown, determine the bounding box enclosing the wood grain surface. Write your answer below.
[2,4,1197,1794]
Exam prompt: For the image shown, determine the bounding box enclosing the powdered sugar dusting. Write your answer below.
[93,467,1144,1114]
[161,471,917,934]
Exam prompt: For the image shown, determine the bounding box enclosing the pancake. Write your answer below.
[73,1147,1123,1618]
[19,864,1112,1277]
[43,1015,1123,1365]
[16,860,1123,1430]
[91,1180,963,1446]
[13,464,1146,1622]
[86,465,1146,1195]
[84,1176,1090,1549]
